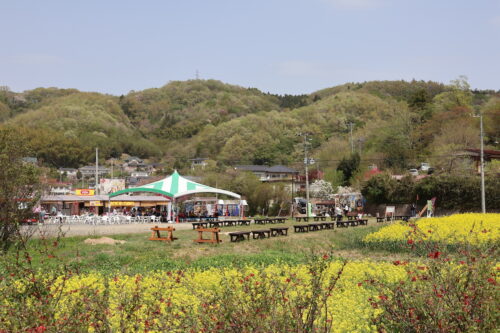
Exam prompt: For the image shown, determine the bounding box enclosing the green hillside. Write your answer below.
[119,79,281,140]
[0,79,498,174]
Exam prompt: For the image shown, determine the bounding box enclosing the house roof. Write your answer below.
[189,157,208,162]
[462,148,500,159]
[266,165,298,173]
[59,168,77,171]
[79,166,110,171]
[125,156,143,162]
[234,165,270,172]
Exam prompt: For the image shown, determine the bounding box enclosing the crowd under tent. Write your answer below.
[109,171,242,221]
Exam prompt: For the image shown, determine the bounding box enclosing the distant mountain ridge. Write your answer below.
[0,79,498,172]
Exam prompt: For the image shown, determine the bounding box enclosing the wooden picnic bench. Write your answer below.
[251,229,271,239]
[254,218,267,225]
[209,221,224,228]
[228,231,251,242]
[294,225,309,233]
[321,222,335,229]
[223,220,237,227]
[336,221,350,228]
[191,222,208,229]
[357,219,368,226]
[376,217,385,223]
[270,227,289,237]
[308,223,322,231]
[149,225,177,242]
[236,219,251,226]
[295,216,310,222]
[193,228,222,244]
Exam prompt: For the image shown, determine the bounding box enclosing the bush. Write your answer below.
[362,173,500,211]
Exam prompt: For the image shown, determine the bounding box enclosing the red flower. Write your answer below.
[322,254,329,260]
[393,260,401,266]
[428,251,441,259]
[378,295,388,300]
[407,239,414,245]
[487,278,496,285]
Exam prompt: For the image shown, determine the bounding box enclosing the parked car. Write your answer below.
[408,169,419,176]
[420,162,431,171]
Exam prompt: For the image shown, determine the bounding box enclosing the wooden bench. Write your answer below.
[295,217,309,222]
[209,221,224,228]
[228,231,251,242]
[193,228,222,244]
[223,220,237,227]
[308,223,322,231]
[320,222,335,229]
[336,221,350,228]
[149,225,177,242]
[376,217,385,223]
[251,229,271,239]
[270,227,289,237]
[294,225,309,233]
[357,219,368,226]
[254,218,267,225]
[273,217,287,223]
[236,219,251,226]
[191,222,208,229]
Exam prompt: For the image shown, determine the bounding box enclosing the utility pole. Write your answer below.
[473,113,486,213]
[349,122,354,154]
[298,132,312,218]
[95,148,99,195]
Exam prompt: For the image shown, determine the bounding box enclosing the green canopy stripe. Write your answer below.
[170,171,179,195]
[187,182,196,191]
[152,181,163,190]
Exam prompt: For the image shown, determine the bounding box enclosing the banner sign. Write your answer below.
[76,189,95,196]
[110,201,135,207]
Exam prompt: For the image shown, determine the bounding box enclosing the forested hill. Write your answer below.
[0,79,498,174]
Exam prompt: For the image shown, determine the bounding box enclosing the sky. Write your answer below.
[1,0,499,95]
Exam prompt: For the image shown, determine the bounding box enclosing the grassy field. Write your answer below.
[17,219,401,274]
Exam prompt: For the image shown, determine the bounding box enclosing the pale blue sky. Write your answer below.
[1,0,499,95]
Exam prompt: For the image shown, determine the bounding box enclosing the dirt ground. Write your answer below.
[22,222,194,238]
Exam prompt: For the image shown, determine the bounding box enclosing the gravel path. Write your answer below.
[22,222,194,238]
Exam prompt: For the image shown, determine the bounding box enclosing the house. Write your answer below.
[22,157,38,165]
[131,171,150,178]
[122,157,148,172]
[234,165,299,182]
[456,148,500,173]
[58,168,78,179]
[189,158,208,169]
[234,165,270,181]
[78,166,110,177]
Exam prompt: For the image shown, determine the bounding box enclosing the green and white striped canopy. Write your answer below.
[109,170,241,199]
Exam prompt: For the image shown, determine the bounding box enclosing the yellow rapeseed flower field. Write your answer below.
[0,261,407,332]
[364,213,500,245]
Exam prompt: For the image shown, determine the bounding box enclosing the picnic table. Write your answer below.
[295,216,310,222]
[270,227,289,237]
[191,222,208,229]
[273,217,287,223]
[251,229,271,239]
[149,225,177,242]
[193,228,221,244]
[313,216,327,222]
[376,217,385,223]
[293,225,309,233]
[228,231,251,242]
